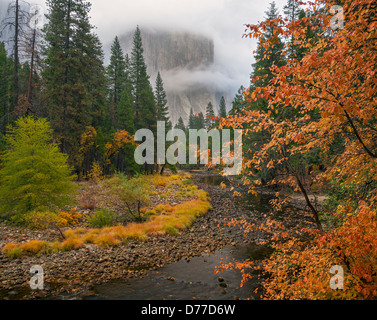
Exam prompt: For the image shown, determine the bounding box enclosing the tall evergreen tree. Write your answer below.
[252,1,285,91]
[189,108,195,129]
[42,0,107,168]
[0,42,12,133]
[283,0,305,60]
[247,2,286,184]
[129,26,156,131]
[194,112,205,130]
[219,96,227,118]
[175,117,186,131]
[154,71,171,130]
[124,53,133,99]
[205,102,215,129]
[230,86,247,115]
[0,0,31,118]
[116,90,135,134]
[107,36,127,107]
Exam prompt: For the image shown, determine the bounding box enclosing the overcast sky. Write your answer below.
[2,0,288,94]
[87,0,288,90]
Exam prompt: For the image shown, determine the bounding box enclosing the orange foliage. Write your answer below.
[219,0,377,299]
[105,130,134,162]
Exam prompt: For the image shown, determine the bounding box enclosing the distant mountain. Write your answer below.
[0,0,33,55]
[0,0,13,47]
[118,28,232,125]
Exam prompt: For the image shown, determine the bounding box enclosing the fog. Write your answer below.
[87,0,288,92]
[1,0,287,96]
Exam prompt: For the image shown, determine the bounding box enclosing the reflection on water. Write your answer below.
[82,243,272,301]
[198,174,276,214]
[200,175,226,187]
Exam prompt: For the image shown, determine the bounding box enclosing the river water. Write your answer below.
[77,174,275,301]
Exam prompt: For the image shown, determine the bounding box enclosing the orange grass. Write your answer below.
[2,174,211,258]
[19,240,48,255]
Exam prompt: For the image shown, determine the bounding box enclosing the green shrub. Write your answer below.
[107,173,151,222]
[87,208,117,228]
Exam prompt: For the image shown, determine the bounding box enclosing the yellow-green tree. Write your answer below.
[0,116,76,217]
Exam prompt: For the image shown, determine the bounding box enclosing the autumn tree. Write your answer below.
[220,0,377,299]
[0,116,76,217]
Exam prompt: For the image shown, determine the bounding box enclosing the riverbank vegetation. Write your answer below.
[2,169,211,259]
[1,0,376,301]
[218,0,377,299]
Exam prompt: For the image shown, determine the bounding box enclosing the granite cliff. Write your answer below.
[119,28,231,125]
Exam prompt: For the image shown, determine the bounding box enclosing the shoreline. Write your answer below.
[0,173,256,300]
[0,171,318,300]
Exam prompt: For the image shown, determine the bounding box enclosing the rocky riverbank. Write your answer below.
[0,173,263,300]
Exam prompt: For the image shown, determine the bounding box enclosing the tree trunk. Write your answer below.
[27,27,36,113]
[13,0,19,109]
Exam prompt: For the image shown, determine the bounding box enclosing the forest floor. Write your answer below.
[0,171,318,300]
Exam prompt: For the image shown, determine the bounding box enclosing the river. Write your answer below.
[72,173,275,301]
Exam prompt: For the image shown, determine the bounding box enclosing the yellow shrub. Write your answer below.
[20,240,48,255]
[102,226,128,241]
[57,209,83,227]
[61,238,84,251]
[87,161,103,182]
[82,231,98,244]
[94,233,121,248]
[124,223,148,241]
[152,175,168,187]
[22,210,61,230]
[2,243,23,259]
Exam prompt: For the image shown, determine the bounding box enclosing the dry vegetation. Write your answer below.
[2,172,212,258]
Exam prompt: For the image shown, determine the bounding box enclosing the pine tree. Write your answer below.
[107,36,127,107]
[116,90,135,134]
[247,2,286,184]
[42,0,107,168]
[205,102,215,129]
[283,0,301,23]
[0,42,12,132]
[124,53,133,99]
[175,117,186,131]
[219,96,227,118]
[230,86,247,115]
[155,71,171,130]
[283,0,305,60]
[194,112,205,130]
[0,116,76,216]
[130,26,156,131]
[252,1,285,90]
[189,108,195,129]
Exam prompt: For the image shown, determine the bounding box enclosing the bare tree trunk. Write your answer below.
[26,27,36,113]
[13,0,19,109]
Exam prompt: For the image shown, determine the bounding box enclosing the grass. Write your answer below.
[2,173,212,259]
[19,240,48,255]
[61,238,84,251]
[2,243,23,259]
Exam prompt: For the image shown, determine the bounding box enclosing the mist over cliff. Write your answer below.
[119,28,233,125]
